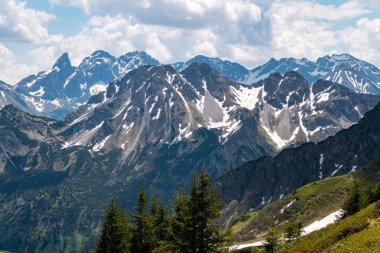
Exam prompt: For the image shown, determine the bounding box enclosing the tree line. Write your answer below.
[93,169,229,253]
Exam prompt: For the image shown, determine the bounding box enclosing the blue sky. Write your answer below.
[0,0,380,84]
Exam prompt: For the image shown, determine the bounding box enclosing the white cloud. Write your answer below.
[0,43,38,84]
[340,18,380,67]
[2,0,380,84]
[0,0,61,43]
[49,0,262,31]
[256,0,372,62]
[30,15,176,68]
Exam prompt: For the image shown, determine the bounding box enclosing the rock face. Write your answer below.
[0,63,379,253]
[243,54,380,94]
[14,51,160,119]
[216,101,380,228]
[252,71,380,149]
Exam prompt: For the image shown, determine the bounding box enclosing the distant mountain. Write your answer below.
[243,54,380,94]
[1,62,380,252]
[252,71,380,149]
[217,100,380,228]
[0,80,41,116]
[172,55,249,82]
[14,51,160,119]
[7,52,380,120]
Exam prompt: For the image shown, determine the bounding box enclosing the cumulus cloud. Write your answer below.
[1,0,380,84]
[262,0,375,60]
[30,15,176,68]
[340,18,380,67]
[0,0,61,43]
[0,43,38,84]
[49,0,262,29]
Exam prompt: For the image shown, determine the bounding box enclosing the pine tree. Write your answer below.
[264,227,281,253]
[373,180,380,202]
[284,220,303,241]
[171,189,192,252]
[342,180,361,218]
[130,189,156,253]
[172,169,228,253]
[150,196,170,249]
[93,198,131,253]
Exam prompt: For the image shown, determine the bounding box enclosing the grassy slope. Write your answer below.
[287,201,380,253]
[230,160,380,243]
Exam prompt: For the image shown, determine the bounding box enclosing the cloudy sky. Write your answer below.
[0,0,380,84]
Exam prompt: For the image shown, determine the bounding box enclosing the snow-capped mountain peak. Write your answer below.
[13,50,160,119]
[244,53,380,95]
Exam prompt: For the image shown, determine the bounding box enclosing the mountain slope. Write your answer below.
[217,100,380,228]
[244,54,380,94]
[251,71,380,149]
[228,159,380,243]
[14,51,160,119]
[0,80,40,116]
[287,200,380,253]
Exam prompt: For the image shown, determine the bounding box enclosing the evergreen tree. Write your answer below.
[363,185,375,206]
[284,220,303,241]
[373,180,380,202]
[172,169,228,253]
[264,227,282,253]
[93,198,131,253]
[150,196,171,249]
[130,189,156,253]
[342,180,361,218]
[171,189,192,252]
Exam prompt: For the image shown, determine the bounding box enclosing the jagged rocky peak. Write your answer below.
[52,52,73,70]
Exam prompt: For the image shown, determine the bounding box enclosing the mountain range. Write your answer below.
[173,53,380,95]
[1,51,380,121]
[1,60,380,252]
[11,51,159,119]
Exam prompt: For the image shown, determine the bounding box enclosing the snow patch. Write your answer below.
[90,83,108,95]
[92,135,111,152]
[302,210,343,235]
[29,87,45,97]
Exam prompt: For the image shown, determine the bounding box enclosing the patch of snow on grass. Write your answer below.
[302,210,343,235]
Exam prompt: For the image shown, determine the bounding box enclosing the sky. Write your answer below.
[0,0,380,84]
